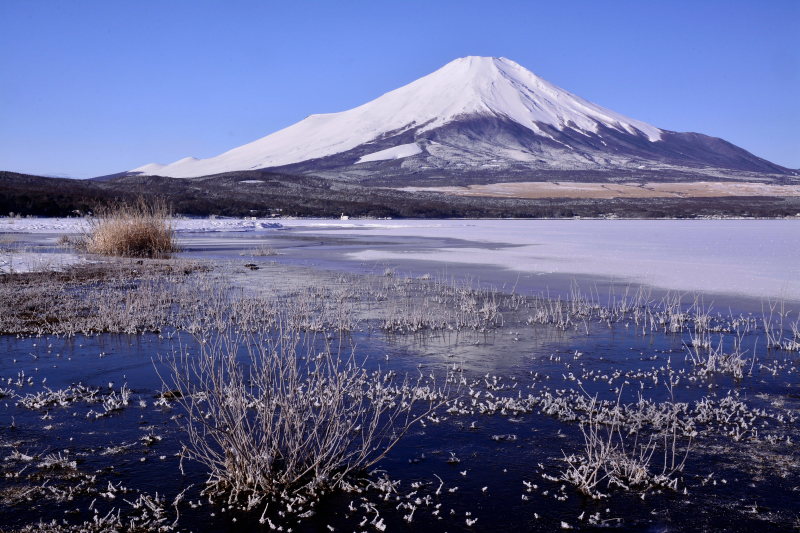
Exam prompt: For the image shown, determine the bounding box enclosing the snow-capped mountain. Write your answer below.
[129,56,791,180]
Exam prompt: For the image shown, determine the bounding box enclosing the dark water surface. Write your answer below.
[1,222,799,530]
[2,273,799,532]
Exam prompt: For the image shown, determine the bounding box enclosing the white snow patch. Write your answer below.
[131,163,167,175]
[0,217,284,234]
[357,143,422,164]
[0,252,89,274]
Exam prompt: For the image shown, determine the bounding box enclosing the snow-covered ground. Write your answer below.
[0,249,90,274]
[3,217,798,302]
[0,217,282,234]
[357,143,422,163]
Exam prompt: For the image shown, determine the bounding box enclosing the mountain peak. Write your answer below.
[417,55,661,142]
[129,56,787,179]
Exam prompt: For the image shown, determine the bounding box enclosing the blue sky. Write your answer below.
[1,0,798,178]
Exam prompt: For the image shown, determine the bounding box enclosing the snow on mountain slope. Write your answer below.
[131,57,663,178]
[132,163,167,175]
[356,143,422,163]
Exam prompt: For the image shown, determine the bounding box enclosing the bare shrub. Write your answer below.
[0,233,17,274]
[561,384,692,498]
[686,304,756,378]
[252,245,280,257]
[56,233,82,249]
[160,321,452,511]
[0,233,15,248]
[82,197,179,257]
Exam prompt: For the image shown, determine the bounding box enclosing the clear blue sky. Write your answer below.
[1,0,798,178]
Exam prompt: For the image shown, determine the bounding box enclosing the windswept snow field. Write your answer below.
[3,217,798,303]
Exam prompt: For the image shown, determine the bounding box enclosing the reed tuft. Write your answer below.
[82,197,178,257]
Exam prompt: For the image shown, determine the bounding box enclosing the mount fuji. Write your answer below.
[128,56,792,182]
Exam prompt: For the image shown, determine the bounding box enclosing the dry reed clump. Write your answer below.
[82,197,179,257]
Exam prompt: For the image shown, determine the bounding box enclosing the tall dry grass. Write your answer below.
[83,197,178,257]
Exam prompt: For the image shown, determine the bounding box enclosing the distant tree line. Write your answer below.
[1,171,798,219]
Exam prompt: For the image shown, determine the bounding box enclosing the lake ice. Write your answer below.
[4,217,796,303]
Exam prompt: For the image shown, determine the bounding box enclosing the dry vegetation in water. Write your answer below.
[77,197,179,257]
[160,325,454,519]
[0,234,16,274]
[2,258,799,531]
[0,259,204,335]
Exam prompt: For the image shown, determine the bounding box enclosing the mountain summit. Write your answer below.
[130,56,791,180]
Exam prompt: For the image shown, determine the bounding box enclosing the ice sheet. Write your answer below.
[3,217,797,302]
[0,251,89,274]
[278,219,800,302]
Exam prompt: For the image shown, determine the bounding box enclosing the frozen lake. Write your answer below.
[3,217,800,532]
[276,219,800,304]
[5,217,797,305]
